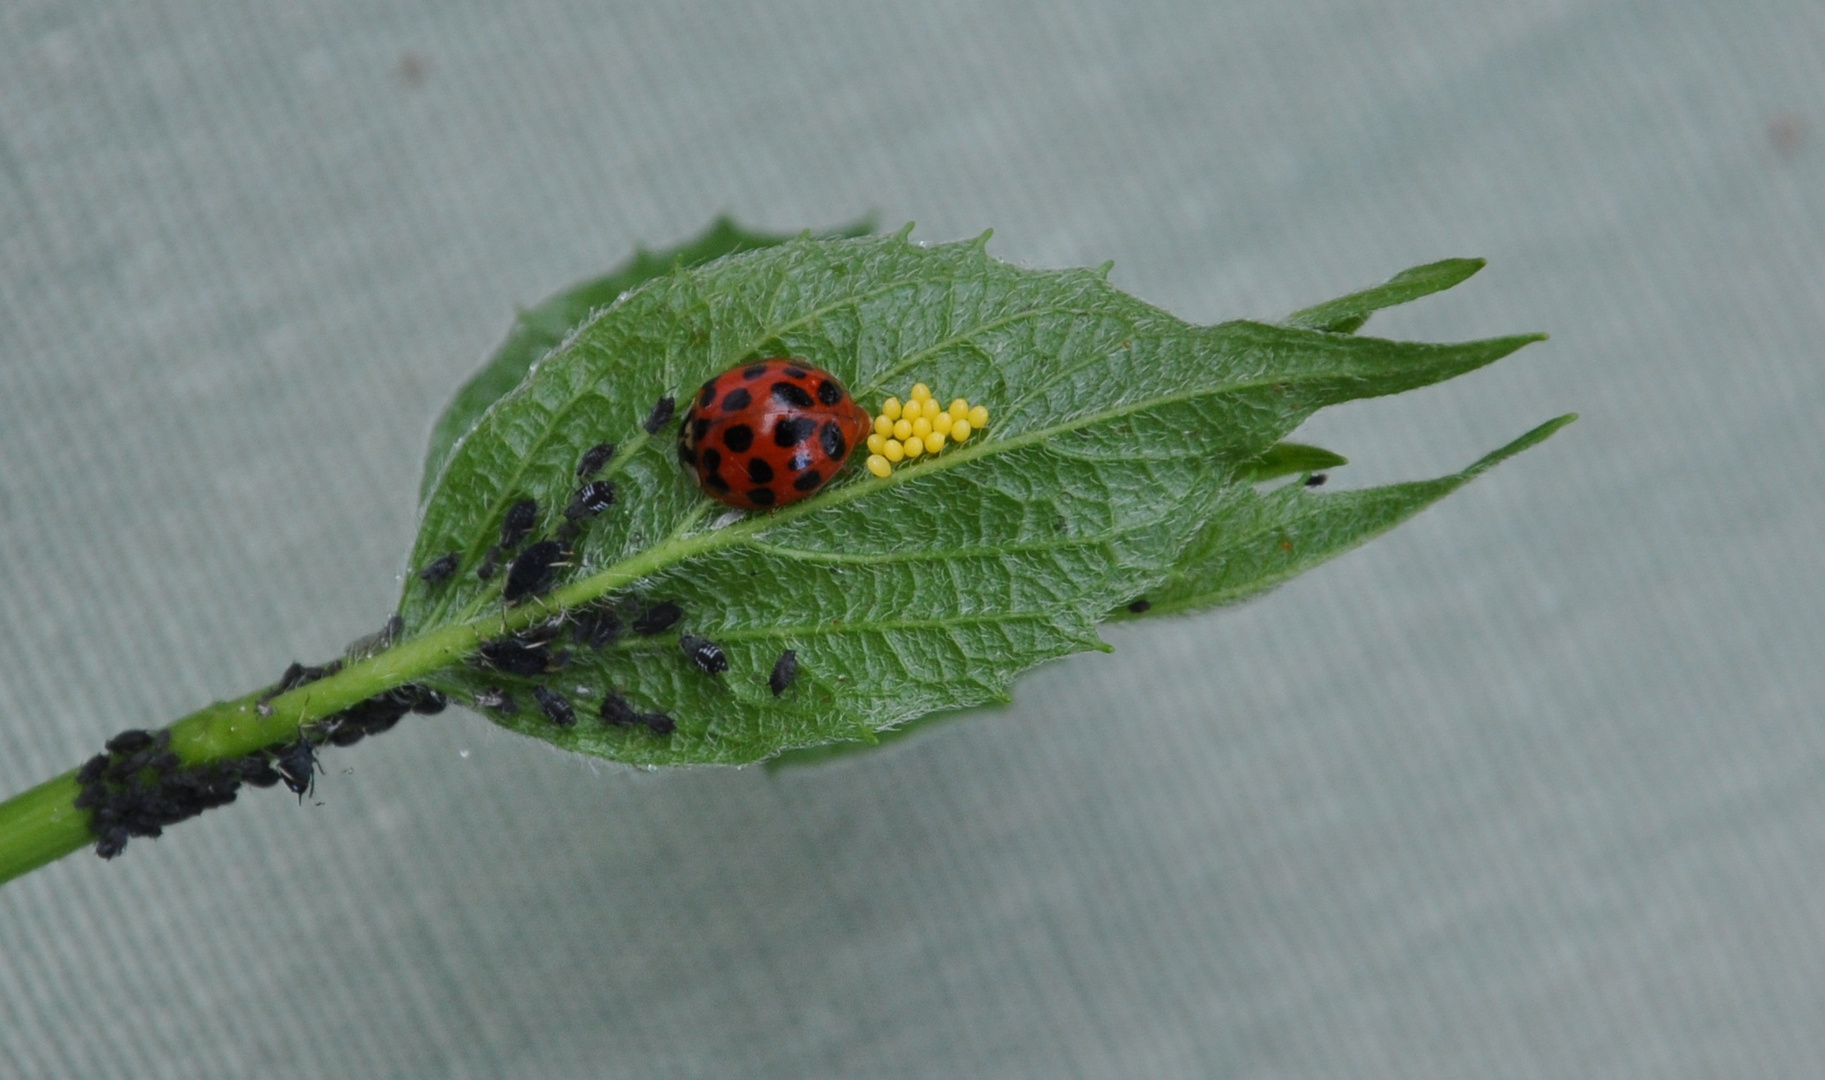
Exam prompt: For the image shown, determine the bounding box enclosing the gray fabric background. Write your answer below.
[2,1,1820,1076]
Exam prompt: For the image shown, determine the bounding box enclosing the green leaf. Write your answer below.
[1240,441,1350,482]
[399,230,1546,766]
[418,216,873,503]
[769,414,1574,769]
[1285,257,1486,335]
[1112,413,1576,619]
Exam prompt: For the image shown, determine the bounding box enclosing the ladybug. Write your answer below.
[678,359,871,510]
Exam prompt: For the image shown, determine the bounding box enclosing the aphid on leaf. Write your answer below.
[1304,473,1328,487]
[639,711,676,736]
[768,650,798,697]
[1127,599,1152,614]
[419,552,460,584]
[571,603,622,649]
[576,442,616,479]
[473,687,517,715]
[532,686,576,728]
[680,633,728,675]
[478,638,554,676]
[565,480,616,520]
[600,692,639,727]
[500,497,538,549]
[678,359,870,510]
[644,395,676,434]
[632,601,683,635]
[502,539,568,604]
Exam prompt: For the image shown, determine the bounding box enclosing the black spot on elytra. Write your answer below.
[816,379,843,406]
[644,396,675,434]
[792,469,823,492]
[721,386,752,412]
[698,380,718,408]
[577,442,616,479]
[700,447,722,473]
[783,365,808,379]
[820,421,846,460]
[774,416,814,447]
[723,424,754,453]
[769,649,798,696]
[747,487,777,507]
[692,417,711,442]
[771,381,814,408]
[706,472,731,493]
[747,458,774,484]
[742,363,767,380]
[788,450,813,472]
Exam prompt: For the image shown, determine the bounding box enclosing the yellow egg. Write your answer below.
[933,411,953,435]
[968,405,989,428]
[950,419,972,442]
[949,399,969,420]
[925,430,946,452]
[874,415,894,437]
[884,439,905,462]
[921,398,941,420]
[866,454,892,478]
[911,416,932,439]
[867,433,887,455]
[893,418,913,441]
[909,383,931,402]
[904,435,926,457]
[882,397,902,421]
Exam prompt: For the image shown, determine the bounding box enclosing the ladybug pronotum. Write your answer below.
[678,359,872,510]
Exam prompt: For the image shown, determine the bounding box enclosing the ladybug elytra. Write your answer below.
[678,359,872,509]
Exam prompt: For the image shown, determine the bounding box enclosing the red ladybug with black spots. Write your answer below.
[678,359,871,509]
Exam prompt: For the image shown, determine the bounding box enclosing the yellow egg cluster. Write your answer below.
[863,383,989,479]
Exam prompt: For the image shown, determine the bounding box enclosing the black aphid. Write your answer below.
[576,442,616,479]
[1304,473,1328,487]
[599,692,639,727]
[476,545,502,581]
[769,650,798,697]
[644,395,676,434]
[1127,599,1152,614]
[501,497,538,548]
[419,552,460,584]
[273,740,319,802]
[680,633,728,675]
[473,687,518,715]
[639,712,676,736]
[533,686,576,728]
[105,730,156,755]
[572,603,622,649]
[503,539,567,603]
[411,689,448,715]
[239,757,283,788]
[478,638,554,675]
[565,480,617,520]
[632,600,683,635]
